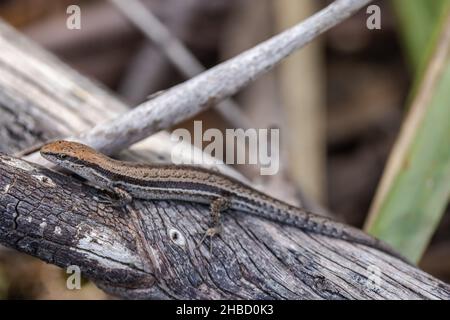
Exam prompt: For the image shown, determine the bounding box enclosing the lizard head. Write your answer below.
[40,140,105,169]
[41,140,119,190]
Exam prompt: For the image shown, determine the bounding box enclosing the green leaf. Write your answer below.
[366,6,450,263]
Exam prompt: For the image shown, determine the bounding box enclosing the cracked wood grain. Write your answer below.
[1,154,449,299]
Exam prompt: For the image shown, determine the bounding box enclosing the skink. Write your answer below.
[40,140,407,262]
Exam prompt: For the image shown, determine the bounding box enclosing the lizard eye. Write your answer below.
[58,154,67,160]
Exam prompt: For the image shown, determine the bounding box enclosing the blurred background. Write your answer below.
[0,0,448,299]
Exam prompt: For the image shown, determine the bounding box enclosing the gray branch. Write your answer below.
[109,0,252,129]
[77,0,373,155]
[1,154,449,299]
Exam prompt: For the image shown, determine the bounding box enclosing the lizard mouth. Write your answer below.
[40,151,64,161]
[40,151,79,167]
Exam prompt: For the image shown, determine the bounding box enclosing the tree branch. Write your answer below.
[1,2,449,299]
[109,0,252,129]
[29,0,373,157]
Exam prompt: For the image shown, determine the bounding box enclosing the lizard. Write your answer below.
[39,140,408,262]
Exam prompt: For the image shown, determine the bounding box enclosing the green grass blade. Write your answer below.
[392,0,449,71]
[365,9,450,263]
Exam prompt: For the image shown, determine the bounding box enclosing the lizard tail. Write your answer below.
[266,208,411,265]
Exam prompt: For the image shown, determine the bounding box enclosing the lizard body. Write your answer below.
[40,140,407,262]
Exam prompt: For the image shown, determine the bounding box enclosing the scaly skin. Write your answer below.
[40,140,408,263]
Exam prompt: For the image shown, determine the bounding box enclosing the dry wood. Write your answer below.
[1,155,449,299]
[274,0,326,202]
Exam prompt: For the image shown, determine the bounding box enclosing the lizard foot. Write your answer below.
[113,187,133,207]
[197,226,221,254]
[195,197,229,253]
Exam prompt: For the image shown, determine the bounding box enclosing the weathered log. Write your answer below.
[1,154,449,299]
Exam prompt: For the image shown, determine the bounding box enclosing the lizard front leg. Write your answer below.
[87,169,133,207]
[112,186,133,207]
[96,185,133,208]
[197,197,230,253]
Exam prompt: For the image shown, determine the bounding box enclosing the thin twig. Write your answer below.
[110,0,252,129]
[76,0,372,155]
[24,0,372,163]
